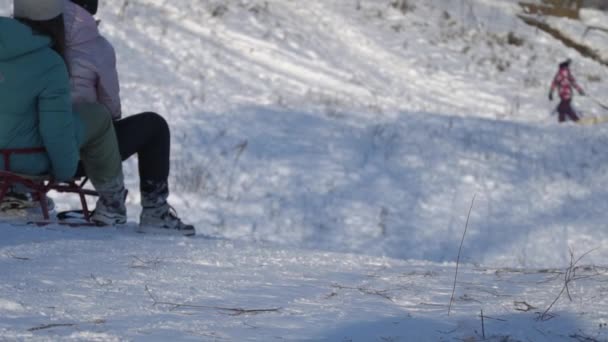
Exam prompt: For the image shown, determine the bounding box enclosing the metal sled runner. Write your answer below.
[0,148,98,222]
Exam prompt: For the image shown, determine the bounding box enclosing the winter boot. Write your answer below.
[91,177,127,226]
[137,181,195,236]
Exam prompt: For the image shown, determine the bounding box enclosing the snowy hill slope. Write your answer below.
[100,0,607,121]
[1,0,608,340]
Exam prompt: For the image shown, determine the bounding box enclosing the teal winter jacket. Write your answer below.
[0,17,82,181]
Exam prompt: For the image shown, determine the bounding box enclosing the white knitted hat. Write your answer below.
[14,0,63,21]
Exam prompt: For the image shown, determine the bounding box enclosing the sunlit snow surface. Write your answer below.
[1,0,608,340]
[1,226,607,341]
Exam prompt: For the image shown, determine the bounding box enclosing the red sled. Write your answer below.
[0,147,98,223]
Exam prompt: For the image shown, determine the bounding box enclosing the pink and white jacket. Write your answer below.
[550,67,583,101]
[63,0,122,119]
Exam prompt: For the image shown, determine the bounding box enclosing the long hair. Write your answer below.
[16,15,67,64]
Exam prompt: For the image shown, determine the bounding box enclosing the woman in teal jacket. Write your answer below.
[0,16,80,181]
[0,0,126,224]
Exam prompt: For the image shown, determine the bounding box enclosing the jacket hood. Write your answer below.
[63,0,99,46]
[0,17,52,61]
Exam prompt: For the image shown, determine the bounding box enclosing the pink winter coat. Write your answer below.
[550,67,583,101]
[63,0,122,119]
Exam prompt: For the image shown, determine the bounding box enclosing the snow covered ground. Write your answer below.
[1,0,608,340]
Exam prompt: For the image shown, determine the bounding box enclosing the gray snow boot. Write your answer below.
[137,181,195,236]
[91,177,127,226]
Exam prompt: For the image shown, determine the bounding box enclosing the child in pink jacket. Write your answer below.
[548,59,585,123]
[64,0,121,120]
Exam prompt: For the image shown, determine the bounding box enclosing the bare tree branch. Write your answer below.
[28,323,76,332]
[448,194,476,316]
[330,283,401,302]
[538,248,598,321]
[145,285,280,316]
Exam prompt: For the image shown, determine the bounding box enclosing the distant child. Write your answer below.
[548,58,585,123]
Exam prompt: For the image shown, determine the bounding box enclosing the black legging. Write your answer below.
[557,99,580,122]
[74,112,170,184]
[113,112,170,183]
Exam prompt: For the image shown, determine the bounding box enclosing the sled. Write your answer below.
[577,116,608,125]
[0,148,98,223]
[590,96,608,111]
